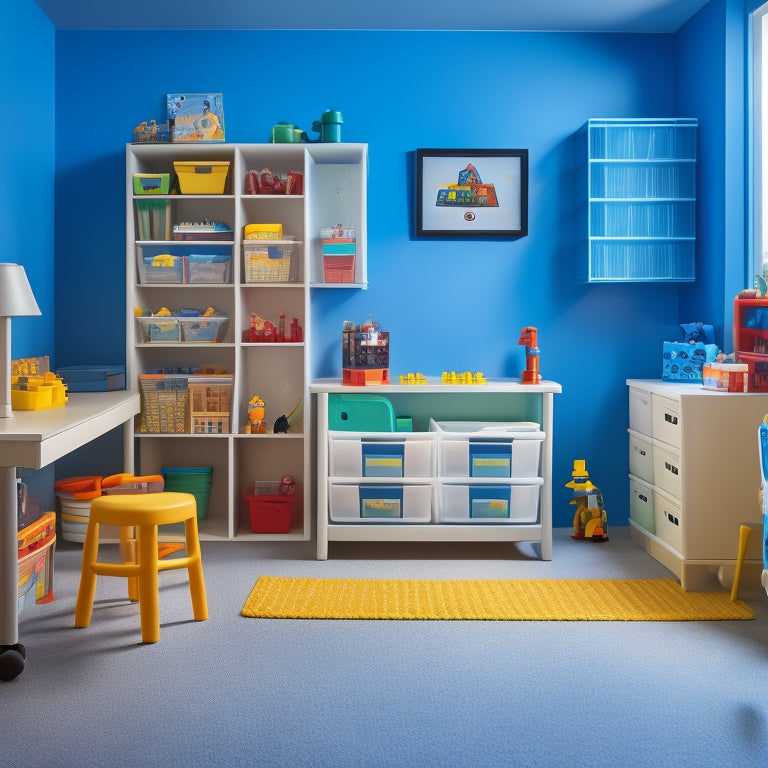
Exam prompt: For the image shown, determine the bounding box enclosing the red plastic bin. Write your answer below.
[735,351,768,392]
[243,489,292,533]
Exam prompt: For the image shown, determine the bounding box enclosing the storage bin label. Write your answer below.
[469,443,512,477]
[359,486,403,518]
[469,486,511,519]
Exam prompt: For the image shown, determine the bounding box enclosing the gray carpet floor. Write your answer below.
[5,527,768,768]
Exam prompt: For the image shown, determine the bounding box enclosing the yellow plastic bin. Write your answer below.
[174,161,230,194]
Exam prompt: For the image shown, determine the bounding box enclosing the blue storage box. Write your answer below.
[57,365,126,392]
[661,341,718,382]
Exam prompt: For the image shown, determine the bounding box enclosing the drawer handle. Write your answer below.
[633,447,647,457]
[664,461,679,476]
[664,413,679,426]
[638,493,648,503]
[665,511,679,526]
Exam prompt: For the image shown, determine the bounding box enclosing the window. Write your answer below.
[753,3,768,287]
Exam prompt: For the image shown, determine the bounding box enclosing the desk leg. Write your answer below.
[0,465,25,681]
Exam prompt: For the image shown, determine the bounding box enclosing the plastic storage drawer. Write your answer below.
[629,474,654,533]
[328,431,436,478]
[628,429,653,484]
[628,387,652,434]
[437,478,542,524]
[652,441,682,499]
[651,393,682,448]
[431,420,543,479]
[653,488,682,553]
[328,482,433,523]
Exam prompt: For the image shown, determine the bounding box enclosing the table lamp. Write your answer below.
[0,264,41,418]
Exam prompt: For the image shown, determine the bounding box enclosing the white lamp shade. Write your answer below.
[0,264,41,317]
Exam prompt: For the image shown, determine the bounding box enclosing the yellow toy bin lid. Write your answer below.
[244,223,283,240]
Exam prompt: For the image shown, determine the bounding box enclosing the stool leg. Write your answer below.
[74,521,101,628]
[184,516,208,622]
[119,525,138,602]
[136,524,161,643]
[731,524,752,602]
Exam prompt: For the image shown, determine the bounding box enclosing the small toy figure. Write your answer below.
[279,475,296,495]
[273,399,303,434]
[244,395,266,434]
[518,326,541,384]
[565,459,609,542]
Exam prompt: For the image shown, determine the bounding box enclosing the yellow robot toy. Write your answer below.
[565,459,609,542]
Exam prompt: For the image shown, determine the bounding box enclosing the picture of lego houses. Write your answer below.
[435,163,498,207]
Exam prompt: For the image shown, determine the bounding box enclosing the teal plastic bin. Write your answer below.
[162,467,212,520]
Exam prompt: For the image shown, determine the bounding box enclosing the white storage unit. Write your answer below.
[627,379,768,590]
[312,379,561,560]
[127,142,368,542]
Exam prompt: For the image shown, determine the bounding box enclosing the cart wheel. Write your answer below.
[0,643,26,681]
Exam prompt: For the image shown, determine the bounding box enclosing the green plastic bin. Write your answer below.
[161,467,212,520]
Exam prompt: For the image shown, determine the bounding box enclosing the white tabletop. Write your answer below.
[0,390,140,469]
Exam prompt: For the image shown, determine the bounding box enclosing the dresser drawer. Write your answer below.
[651,393,681,448]
[652,441,682,499]
[629,387,652,434]
[653,489,682,553]
[629,475,654,533]
[628,429,653,484]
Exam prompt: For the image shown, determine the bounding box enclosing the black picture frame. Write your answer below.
[415,148,528,237]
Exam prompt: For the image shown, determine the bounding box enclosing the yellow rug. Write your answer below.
[241,576,754,621]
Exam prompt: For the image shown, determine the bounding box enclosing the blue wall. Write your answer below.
[1,0,54,359]
[50,30,688,527]
[0,6,738,528]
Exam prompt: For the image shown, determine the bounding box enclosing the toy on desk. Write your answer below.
[518,326,541,384]
[342,318,390,385]
[273,399,304,434]
[441,371,487,385]
[662,322,719,382]
[565,459,609,543]
[400,372,429,385]
[11,356,68,411]
[244,395,266,434]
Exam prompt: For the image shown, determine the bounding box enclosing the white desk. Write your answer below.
[0,391,139,680]
[311,379,561,560]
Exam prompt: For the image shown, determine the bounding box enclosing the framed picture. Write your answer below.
[415,148,528,237]
[167,93,225,143]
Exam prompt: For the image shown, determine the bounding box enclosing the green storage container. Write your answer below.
[162,467,212,520]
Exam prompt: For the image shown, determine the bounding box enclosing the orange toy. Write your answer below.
[518,326,542,384]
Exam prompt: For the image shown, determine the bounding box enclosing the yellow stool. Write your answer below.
[74,492,208,643]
